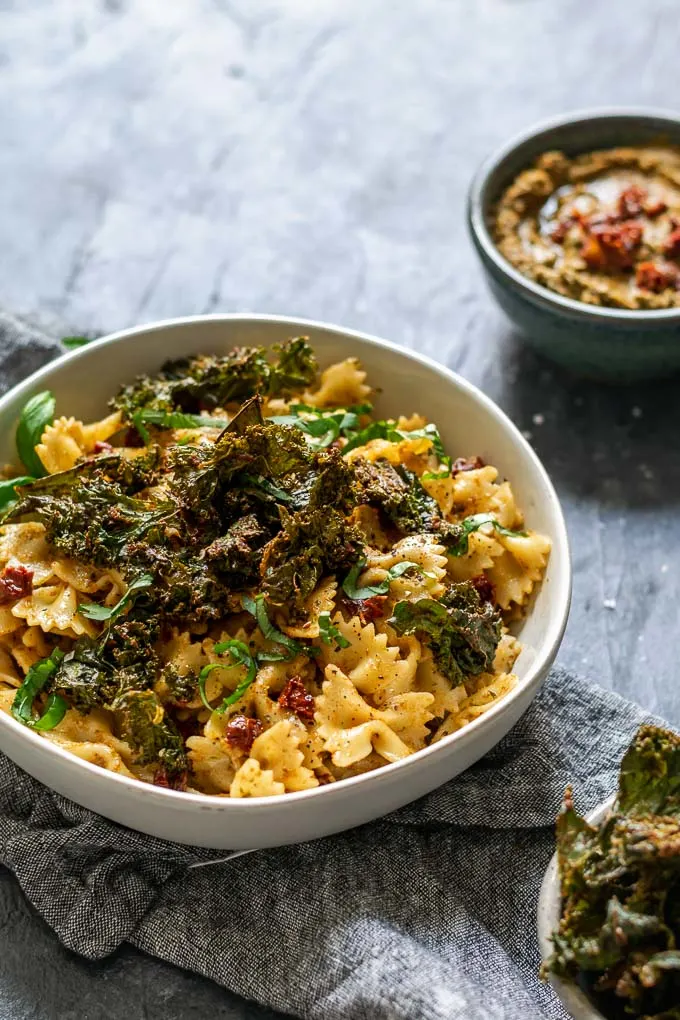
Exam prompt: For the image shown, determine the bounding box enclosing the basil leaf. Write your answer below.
[12,648,66,730]
[341,558,422,601]
[32,693,69,730]
[243,594,313,658]
[198,640,258,712]
[0,476,35,513]
[16,391,55,477]
[447,514,526,557]
[132,409,229,443]
[79,573,153,622]
[271,403,372,451]
[318,611,350,648]
[61,335,94,349]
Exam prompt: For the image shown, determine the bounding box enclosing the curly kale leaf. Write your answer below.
[546,725,680,1018]
[111,338,317,419]
[261,506,363,612]
[112,689,187,777]
[616,724,680,819]
[354,460,441,534]
[388,582,501,685]
[203,514,270,586]
[3,476,175,567]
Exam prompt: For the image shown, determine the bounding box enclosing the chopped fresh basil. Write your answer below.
[79,573,153,622]
[12,648,68,731]
[243,594,313,658]
[16,390,55,477]
[271,403,372,451]
[0,476,35,514]
[132,409,230,444]
[447,514,526,557]
[318,611,350,648]
[341,558,422,601]
[198,639,258,712]
[61,335,94,350]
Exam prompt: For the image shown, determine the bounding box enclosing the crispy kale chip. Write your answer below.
[546,725,680,1019]
[354,459,441,534]
[261,506,363,613]
[111,338,318,419]
[388,582,501,685]
[113,689,187,779]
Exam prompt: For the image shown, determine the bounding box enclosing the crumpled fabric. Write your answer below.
[0,313,654,1018]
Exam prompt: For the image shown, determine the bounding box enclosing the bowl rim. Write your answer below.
[538,795,615,1020]
[468,105,680,326]
[0,312,572,811]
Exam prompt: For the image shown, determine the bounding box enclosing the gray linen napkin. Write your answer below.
[0,314,655,1019]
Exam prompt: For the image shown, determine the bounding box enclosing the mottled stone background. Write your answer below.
[1,1,679,1016]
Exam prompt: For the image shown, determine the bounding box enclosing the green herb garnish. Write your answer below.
[16,390,55,477]
[318,611,350,648]
[12,648,68,731]
[341,558,421,601]
[446,513,526,556]
[79,573,154,622]
[0,476,35,513]
[198,640,258,712]
[243,594,312,658]
[132,409,230,444]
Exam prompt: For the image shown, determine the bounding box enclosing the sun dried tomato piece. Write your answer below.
[153,768,187,791]
[645,198,668,218]
[0,566,34,605]
[356,594,388,626]
[581,221,643,271]
[93,440,114,454]
[451,456,485,474]
[278,676,315,722]
[663,227,680,261]
[469,574,496,604]
[617,185,647,219]
[635,261,679,293]
[225,715,263,752]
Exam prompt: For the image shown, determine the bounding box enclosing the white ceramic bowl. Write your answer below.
[538,798,613,1020]
[0,314,571,849]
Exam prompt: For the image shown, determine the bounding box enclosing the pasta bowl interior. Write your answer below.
[0,315,570,849]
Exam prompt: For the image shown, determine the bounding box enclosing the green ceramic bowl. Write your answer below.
[468,108,680,382]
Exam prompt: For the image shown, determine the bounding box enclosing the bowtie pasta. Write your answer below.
[0,339,550,797]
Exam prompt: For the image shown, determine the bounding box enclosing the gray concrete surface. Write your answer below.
[1,1,679,1016]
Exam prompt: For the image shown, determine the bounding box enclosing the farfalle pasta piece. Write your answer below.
[449,465,521,529]
[318,614,419,705]
[230,758,285,798]
[12,583,96,638]
[415,654,467,718]
[79,411,123,451]
[187,735,237,794]
[0,523,57,586]
[279,576,337,639]
[345,436,432,474]
[303,357,370,407]
[433,672,518,741]
[445,530,502,584]
[243,719,318,792]
[316,664,433,767]
[486,532,552,609]
[36,417,87,474]
[363,535,448,603]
